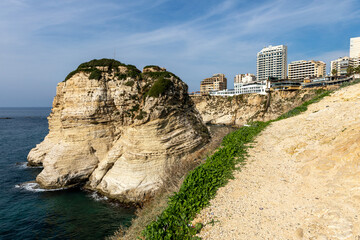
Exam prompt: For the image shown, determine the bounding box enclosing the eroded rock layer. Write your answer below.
[191,88,337,126]
[28,60,210,203]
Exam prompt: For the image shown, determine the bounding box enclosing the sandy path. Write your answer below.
[195,84,360,239]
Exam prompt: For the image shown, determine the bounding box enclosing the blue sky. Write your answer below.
[1,0,360,107]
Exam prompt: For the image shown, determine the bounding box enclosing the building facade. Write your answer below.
[200,73,227,94]
[210,82,266,96]
[234,73,256,84]
[257,45,287,81]
[330,57,355,76]
[288,60,326,80]
[350,37,360,58]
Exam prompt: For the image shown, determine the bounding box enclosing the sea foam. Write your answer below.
[15,182,66,192]
[16,162,43,169]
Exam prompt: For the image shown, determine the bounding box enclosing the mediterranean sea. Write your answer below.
[0,107,135,240]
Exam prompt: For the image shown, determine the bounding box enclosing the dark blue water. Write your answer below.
[0,108,135,240]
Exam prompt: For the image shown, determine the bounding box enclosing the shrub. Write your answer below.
[146,78,173,98]
[77,58,125,70]
[127,70,141,79]
[89,69,102,80]
[143,65,162,70]
[142,71,178,80]
[116,74,127,80]
[63,69,93,81]
[64,70,79,81]
[125,80,135,87]
[130,104,139,112]
[135,110,147,120]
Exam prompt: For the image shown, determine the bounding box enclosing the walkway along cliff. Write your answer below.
[27,59,210,204]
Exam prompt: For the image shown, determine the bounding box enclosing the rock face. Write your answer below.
[191,88,336,126]
[27,59,210,203]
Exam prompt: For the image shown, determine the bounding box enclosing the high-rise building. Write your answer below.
[257,45,287,81]
[350,37,360,58]
[234,73,256,83]
[288,60,326,80]
[200,73,227,94]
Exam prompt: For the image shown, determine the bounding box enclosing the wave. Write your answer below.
[89,191,109,202]
[15,182,66,192]
[16,162,43,169]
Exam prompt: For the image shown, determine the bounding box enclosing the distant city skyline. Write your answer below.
[1,0,360,106]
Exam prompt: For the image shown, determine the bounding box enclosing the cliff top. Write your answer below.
[63,58,183,99]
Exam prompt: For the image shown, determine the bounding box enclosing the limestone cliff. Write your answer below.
[191,88,336,126]
[27,59,210,203]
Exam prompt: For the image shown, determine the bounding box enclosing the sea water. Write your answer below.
[0,108,135,240]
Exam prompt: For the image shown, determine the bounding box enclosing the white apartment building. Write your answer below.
[210,82,266,96]
[234,82,266,95]
[257,45,287,81]
[331,57,353,76]
[350,37,360,58]
[288,60,326,80]
[234,73,256,84]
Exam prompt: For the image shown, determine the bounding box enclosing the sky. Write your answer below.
[1,0,360,107]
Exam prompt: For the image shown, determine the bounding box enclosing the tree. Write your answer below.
[355,65,360,74]
[347,66,354,76]
[331,69,338,76]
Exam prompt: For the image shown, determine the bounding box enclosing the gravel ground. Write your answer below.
[194,84,360,240]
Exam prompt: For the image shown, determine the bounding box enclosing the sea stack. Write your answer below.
[28,59,210,203]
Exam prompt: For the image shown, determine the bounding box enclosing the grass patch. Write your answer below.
[338,78,360,89]
[145,78,173,98]
[276,90,331,121]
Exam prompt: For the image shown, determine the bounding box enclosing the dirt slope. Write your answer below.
[195,84,360,239]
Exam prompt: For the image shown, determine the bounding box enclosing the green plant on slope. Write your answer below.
[145,78,173,98]
[140,85,341,239]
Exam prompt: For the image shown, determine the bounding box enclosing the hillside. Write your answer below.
[195,83,360,239]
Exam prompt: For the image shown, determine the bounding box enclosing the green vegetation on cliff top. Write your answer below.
[64,58,141,81]
[145,78,173,98]
[63,60,180,100]
[63,59,183,100]
[143,65,162,70]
